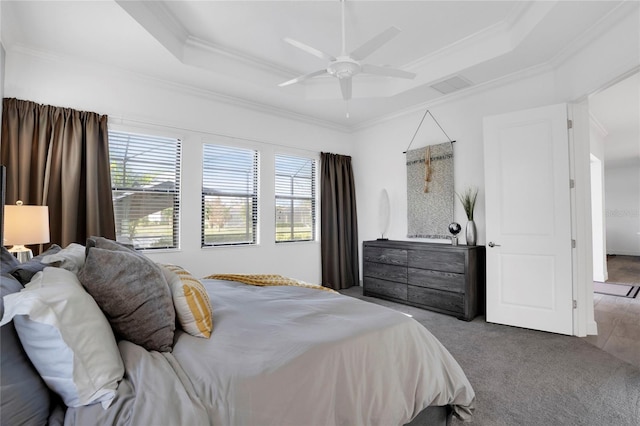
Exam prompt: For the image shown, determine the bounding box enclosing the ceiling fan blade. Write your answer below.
[283,37,336,61]
[339,77,352,101]
[350,27,401,61]
[278,69,328,87]
[361,64,416,79]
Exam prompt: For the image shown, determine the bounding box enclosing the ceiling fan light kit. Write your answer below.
[279,0,416,116]
[327,58,361,79]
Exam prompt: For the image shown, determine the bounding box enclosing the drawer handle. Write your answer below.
[488,242,501,247]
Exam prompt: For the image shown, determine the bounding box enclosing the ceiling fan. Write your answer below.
[278,0,416,111]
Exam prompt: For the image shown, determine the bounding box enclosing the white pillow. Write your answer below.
[0,267,124,408]
[41,243,86,273]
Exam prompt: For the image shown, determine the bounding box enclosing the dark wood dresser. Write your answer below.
[362,240,485,321]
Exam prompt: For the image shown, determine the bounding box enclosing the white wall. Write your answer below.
[0,43,4,130]
[352,71,558,250]
[3,48,352,282]
[590,121,607,281]
[605,164,640,256]
[352,10,637,336]
[352,0,639,251]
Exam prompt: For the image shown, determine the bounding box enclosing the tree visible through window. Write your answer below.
[275,154,316,242]
[108,131,181,250]
[202,144,258,246]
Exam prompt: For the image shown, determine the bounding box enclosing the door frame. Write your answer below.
[590,154,607,283]
[569,67,639,336]
[568,102,597,337]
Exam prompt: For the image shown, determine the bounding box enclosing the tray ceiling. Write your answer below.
[1,0,635,129]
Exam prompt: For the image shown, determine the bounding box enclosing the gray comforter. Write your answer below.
[64,280,475,425]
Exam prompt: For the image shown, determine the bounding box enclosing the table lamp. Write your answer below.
[4,200,50,263]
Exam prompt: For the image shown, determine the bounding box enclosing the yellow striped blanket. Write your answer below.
[204,274,337,294]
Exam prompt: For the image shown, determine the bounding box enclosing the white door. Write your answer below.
[483,103,573,335]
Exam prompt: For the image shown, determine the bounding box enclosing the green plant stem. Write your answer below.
[456,187,478,221]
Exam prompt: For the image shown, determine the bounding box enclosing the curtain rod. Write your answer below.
[403,109,455,154]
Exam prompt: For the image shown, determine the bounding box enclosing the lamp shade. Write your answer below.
[4,203,50,246]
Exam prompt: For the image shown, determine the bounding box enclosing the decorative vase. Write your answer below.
[465,220,477,246]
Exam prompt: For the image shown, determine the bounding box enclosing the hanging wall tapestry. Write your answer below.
[406,142,454,239]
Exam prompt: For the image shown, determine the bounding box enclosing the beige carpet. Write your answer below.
[606,255,640,285]
[599,255,640,299]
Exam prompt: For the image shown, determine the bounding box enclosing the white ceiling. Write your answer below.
[589,72,640,168]
[2,0,637,128]
[0,0,637,135]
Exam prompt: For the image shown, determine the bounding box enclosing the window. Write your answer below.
[275,154,316,242]
[108,131,181,250]
[202,144,258,246]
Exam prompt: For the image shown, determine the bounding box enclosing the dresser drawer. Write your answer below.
[408,285,464,314]
[364,277,407,301]
[408,249,465,274]
[363,247,407,266]
[408,267,464,293]
[363,261,407,282]
[362,240,483,321]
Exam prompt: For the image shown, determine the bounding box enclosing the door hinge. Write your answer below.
[570,179,575,189]
[567,119,573,129]
[573,300,577,309]
[572,239,576,248]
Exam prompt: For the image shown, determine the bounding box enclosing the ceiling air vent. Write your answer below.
[430,75,473,95]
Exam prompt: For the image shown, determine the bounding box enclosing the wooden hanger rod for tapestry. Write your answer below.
[403,109,455,154]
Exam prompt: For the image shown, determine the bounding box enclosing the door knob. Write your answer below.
[488,242,501,247]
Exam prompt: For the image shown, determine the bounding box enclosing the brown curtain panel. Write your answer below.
[320,152,359,290]
[1,98,115,252]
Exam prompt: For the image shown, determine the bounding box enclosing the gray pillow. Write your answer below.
[77,247,175,352]
[86,236,136,255]
[11,244,62,285]
[1,266,52,426]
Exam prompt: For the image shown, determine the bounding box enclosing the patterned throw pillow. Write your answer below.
[160,264,213,339]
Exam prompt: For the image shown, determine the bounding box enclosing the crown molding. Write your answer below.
[7,44,351,134]
[116,0,188,60]
[119,1,308,83]
[404,1,555,76]
[351,1,638,132]
[351,61,554,132]
[184,36,297,78]
[547,0,638,70]
[122,0,556,105]
[6,0,636,136]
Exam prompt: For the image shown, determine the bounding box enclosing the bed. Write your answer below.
[0,239,475,426]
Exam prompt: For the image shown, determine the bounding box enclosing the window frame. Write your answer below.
[108,130,182,251]
[201,142,259,247]
[274,153,317,243]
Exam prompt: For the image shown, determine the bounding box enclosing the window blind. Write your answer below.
[275,154,316,242]
[108,131,181,250]
[202,144,258,246]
